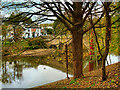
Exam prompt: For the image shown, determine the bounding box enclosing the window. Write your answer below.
[28,33,30,38]
[37,33,39,36]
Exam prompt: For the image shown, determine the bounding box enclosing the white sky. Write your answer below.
[1,0,119,24]
[1,0,57,24]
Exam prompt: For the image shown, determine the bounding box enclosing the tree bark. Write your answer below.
[65,44,69,79]
[71,2,84,78]
[72,30,83,78]
[4,35,6,45]
[13,26,17,42]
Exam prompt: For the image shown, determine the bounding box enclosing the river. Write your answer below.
[106,54,120,66]
[1,59,72,88]
[0,54,119,89]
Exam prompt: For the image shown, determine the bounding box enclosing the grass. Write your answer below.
[114,74,118,76]
[83,76,85,78]
[111,80,115,83]
[75,82,80,85]
[69,80,75,84]
[91,83,95,87]
[63,86,67,88]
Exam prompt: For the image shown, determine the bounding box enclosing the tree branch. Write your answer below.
[82,2,96,24]
[88,15,103,57]
[44,2,72,31]
[83,2,90,14]
[83,12,104,34]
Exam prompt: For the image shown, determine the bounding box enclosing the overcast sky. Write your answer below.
[1,0,118,24]
[1,0,57,24]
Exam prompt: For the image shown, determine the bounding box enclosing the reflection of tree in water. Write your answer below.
[14,61,23,80]
[2,61,12,83]
[2,60,23,84]
[2,56,42,84]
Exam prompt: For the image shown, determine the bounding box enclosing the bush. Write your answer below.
[46,28,53,34]
[28,38,47,50]
[3,40,12,46]
[3,49,10,56]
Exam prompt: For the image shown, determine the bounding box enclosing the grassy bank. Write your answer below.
[2,37,48,56]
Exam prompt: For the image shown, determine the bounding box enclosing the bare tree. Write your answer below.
[2,1,119,79]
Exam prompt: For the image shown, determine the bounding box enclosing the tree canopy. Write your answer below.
[4,12,32,25]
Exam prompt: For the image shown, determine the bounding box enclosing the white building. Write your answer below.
[1,24,49,41]
[23,26,47,38]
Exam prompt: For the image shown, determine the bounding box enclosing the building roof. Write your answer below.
[24,23,41,28]
[41,30,46,33]
[31,28,36,32]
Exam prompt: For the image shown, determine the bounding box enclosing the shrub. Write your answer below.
[49,45,57,49]
[28,38,47,49]
[3,49,10,56]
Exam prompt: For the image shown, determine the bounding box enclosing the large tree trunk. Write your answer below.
[72,30,83,78]
[71,2,84,78]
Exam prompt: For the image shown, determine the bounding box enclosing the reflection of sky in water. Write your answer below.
[2,65,72,88]
[1,55,119,88]
[106,55,120,66]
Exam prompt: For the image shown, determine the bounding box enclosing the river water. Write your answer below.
[0,54,119,89]
[106,54,120,66]
[1,60,72,88]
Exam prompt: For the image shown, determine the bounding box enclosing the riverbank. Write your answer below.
[30,62,119,89]
[10,49,55,56]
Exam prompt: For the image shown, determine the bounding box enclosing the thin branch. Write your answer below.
[52,2,73,26]
[83,12,104,34]
[82,2,96,24]
[44,2,72,31]
[111,6,120,12]
[83,2,90,14]
[89,15,103,57]
[94,17,120,28]
[44,28,68,42]
[65,2,73,15]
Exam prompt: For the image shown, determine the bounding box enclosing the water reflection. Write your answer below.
[106,54,120,66]
[1,58,72,88]
[2,60,25,84]
[1,54,119,88]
